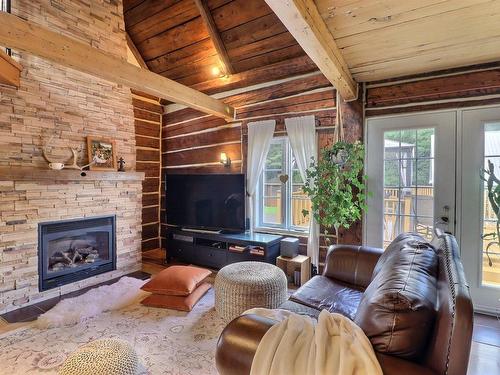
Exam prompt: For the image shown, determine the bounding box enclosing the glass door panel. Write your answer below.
[383,128,435,246]
[481,123,500,287]
[365,111,456,249]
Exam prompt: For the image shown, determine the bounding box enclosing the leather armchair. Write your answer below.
[323,245,384,289]
[216,232,473,375]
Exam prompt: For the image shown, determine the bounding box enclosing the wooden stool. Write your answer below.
[276,255,311,287]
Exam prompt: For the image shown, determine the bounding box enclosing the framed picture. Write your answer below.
[86,137,117,170]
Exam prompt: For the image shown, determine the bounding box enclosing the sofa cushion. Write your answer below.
[141,282,211,311]
[354,235,438,360]
[141,265,211,296]
[290,275,363,320]
[371,232,424,279]
[279,300,321,319]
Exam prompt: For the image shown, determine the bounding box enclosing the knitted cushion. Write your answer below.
[59,339,138,375]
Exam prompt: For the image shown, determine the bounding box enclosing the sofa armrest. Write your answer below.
[323,245,384,289]
[216,314,276,375]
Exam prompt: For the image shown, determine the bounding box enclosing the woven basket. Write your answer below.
[214,261,288,321]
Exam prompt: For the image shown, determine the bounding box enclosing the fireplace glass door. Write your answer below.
[39,216,116,291]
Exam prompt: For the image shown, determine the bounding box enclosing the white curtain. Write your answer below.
[247,120,276,233]
[285,115,319,268]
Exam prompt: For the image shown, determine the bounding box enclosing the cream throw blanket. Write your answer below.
[245,309,382,375]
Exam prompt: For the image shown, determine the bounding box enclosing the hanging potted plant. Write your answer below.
[302,140,368,245]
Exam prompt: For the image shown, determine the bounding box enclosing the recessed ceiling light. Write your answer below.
[211,66,221,77]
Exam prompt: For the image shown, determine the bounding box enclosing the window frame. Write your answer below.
[255,136,309,234]
[1,0,11,56]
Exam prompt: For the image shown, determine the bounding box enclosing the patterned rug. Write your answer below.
[0,289,226,374]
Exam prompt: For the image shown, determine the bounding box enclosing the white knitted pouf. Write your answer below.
[59,339,138,375]
[214,261,288,321]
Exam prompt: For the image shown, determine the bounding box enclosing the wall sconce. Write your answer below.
[220,152,231,167]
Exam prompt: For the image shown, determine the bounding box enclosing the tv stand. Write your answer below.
[182,227,221,234]
[166,228,283,269]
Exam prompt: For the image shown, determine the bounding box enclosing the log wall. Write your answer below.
[132,90,163,252]
[365,63,500,117]
[161,72,364,268]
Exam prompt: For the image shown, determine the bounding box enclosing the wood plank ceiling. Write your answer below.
[316,0,500,82]
[124,0,500,94]
[123,0,316,95]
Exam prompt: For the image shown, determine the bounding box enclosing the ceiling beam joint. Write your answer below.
[265,0,358,101]
[0,12,235,121]
[126,32,148,70]
[194,0,235,76]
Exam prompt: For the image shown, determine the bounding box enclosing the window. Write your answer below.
[256,137,311,232]
[1,0,11,56]
[1,0,11,55]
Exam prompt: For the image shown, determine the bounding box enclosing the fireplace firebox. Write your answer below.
[38,216,116,291]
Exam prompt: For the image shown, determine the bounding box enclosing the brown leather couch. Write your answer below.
[216,231,473,375]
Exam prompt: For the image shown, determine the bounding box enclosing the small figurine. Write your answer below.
[117,157,126,172]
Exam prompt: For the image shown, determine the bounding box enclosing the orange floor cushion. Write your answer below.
[141,265,211,296]
[141,282,212,311]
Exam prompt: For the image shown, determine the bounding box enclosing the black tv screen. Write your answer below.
[165,174,246,232]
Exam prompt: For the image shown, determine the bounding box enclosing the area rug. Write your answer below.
[37,276,149,328]
[0,288,226,374]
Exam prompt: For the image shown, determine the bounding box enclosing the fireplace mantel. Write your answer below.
[0,166,145,181]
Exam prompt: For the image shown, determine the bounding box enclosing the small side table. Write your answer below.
[276,255,311,287]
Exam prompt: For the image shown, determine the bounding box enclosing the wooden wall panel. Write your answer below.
[165,116,228,137]
[365,66,500,117]
[135,120,161,138]
[160,71,364,266]
[163,143,241,167]
[163,125,241,151]
[133,91,162,252]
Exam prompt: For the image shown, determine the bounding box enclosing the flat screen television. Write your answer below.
[165,174,246,233]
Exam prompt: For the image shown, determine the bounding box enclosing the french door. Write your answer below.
[461,107,500,313]
[365,112,456,248]
[365,108,500,314]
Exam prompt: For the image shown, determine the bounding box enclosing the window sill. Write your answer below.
[254,227,308,238]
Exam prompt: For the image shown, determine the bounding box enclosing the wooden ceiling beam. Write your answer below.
[264,0,358,101]
[0,48,22,88]
[0,12,235,121]
[126,32,148,70]
[193,0,235,75]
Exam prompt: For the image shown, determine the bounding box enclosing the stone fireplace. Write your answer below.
[0,1,144,314]
[39,216,116,292]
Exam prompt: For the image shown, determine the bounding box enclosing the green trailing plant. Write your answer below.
[481,159,500,267]
[302,141,369,244]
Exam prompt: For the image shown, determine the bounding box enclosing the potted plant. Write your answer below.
[302,140,368,245]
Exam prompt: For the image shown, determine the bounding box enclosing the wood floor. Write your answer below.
[469,313,500,374]
[1,249,499,374]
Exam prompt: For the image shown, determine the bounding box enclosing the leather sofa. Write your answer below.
[215,231,473,375]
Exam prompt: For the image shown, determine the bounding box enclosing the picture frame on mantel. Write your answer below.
[86,137,117,171]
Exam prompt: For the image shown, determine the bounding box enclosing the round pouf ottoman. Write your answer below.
[59,339,138,375]
[214,261,288,321]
